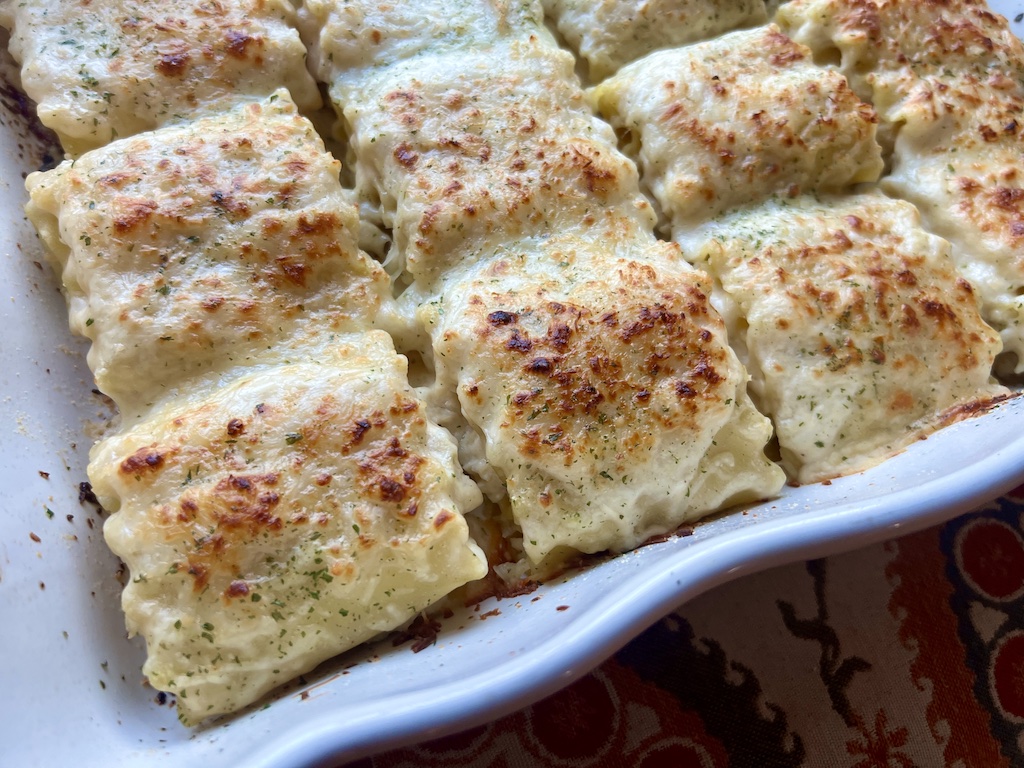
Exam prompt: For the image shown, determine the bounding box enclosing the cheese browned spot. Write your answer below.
[119,447,168,476]
[695,194,1008,482]
[778,0,1024,370]
[0,0,321,155]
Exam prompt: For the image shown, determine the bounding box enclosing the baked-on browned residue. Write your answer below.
[391,613,442,653]
[939,391,1014,426]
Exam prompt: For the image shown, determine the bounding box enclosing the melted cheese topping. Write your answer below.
[28,90,486,721]
[17,0,1012,724]
[696,194,1007,482]
[26,93,393,419]
[778,0,1024,369]
[302,4,784,563]
[542,0,767,81]
[93,338,485,724]
[428,244,780,561]
[591,25,883,230]
[0,0,320,155]
[342,44,654,292]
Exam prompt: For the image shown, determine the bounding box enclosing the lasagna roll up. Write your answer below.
[695,195,1008,483]
[590,25,884,232]
[91,342,485,724]
[0,0,321,154]
[26,92,393,419]
[26,93,486,723]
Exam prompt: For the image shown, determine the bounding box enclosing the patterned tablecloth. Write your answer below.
[344,485,1024,767]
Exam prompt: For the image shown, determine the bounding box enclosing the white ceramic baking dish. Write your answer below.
[3,5,1024,765]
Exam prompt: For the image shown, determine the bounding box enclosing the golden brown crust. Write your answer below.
[459,267,730,469]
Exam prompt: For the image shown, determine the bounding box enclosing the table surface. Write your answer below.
[344,484,1024,767]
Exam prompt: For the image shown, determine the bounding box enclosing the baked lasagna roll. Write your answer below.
[590,25,883,231]
[26,92,392,419]
[92,340,486,724]
[778,0,1024,370]
[428,240,782,562]
[0,0,320,155]
[542,0,767,81]
[695,194,1008,483]
[776,0,1024,112]
[339,43,656,292]
[298,0,543,83]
